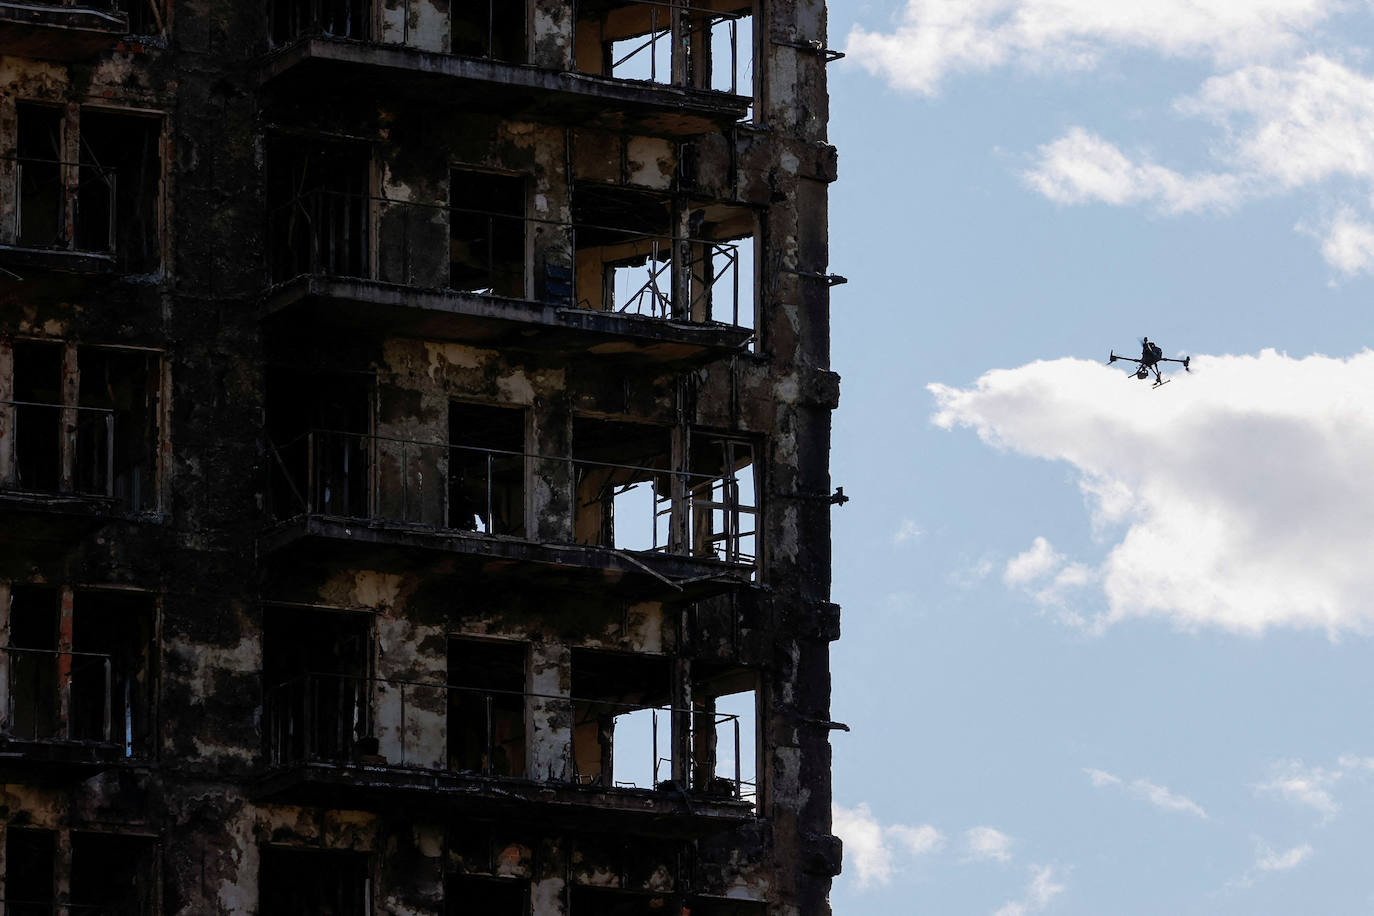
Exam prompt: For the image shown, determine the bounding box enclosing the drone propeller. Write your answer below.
[1183,356,1191,371]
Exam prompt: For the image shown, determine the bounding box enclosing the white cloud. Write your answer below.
[930,351,1374,634]
[965,826,1015,862]
[1085,768,1208,818]
[833,802,944,889]
[893,518,925,545]
[1024,127,1243,214]
[1004,536,1064,585]
[994,864,1066,916]
[1256,843,1313,871]
[1256,760,1342,816]
[845,0,1336,96]
[1314,209,1374,275]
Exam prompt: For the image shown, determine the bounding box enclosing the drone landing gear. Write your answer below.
[1152,378,1170,389]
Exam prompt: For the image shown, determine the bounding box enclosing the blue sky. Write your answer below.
[824,1,1374,912]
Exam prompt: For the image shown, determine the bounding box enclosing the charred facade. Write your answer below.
[0,0,842,913]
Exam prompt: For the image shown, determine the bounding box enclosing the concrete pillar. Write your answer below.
[526,641,571,782]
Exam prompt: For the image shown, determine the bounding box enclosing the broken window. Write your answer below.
[260,848,370,916]
[571,649,672,790]
[16,104,64,250]
[569,887,679,916]
[688,435,756,565]
[263,607,372,765]
[572,416,672,553]
[5,828,55,916]
[268,0,369,45]
[2,341,162,511]
[447,638,526,777]
[690,666,756,800]
[574,0,753,95]
[267,138,370,282]
[7,586,60,742]
[449,169,527,297]
[451,0,526,62]
[572,185,673,318]
[266,366,373,520]
[120,0,167,35]
[448,401,525,535]
[13,105,162,271]
[71,832,157,915]
[445,875,528,916]
[71,591,156,755]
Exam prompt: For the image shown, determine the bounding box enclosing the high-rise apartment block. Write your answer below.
[0,1,842,912]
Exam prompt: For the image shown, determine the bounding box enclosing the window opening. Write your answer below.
[572,185,673,319]
[71,832,157,915]
[260,848,371,916]
[445,875,528,916]
[71,591,156,755]
[7,586,59,742]
[572,417,671,553]
[688,436,755,565]
[77,347,161,511]
[263,608,372,766]
[569,887,678,916]
[120,0,166,35]
[269,0,369,45]
[449,169,527,297]
[570,649,671,790]
[688,900,768,916]
[575,0,752,97]
[447,638,526,777]
[690,666,756,801]
[266,366,373,521]
[448,402,525,536]
[5,828,55,916]
[451,0,526,62]
[10,340,63,495]
[267,138,370,283]
[16,104,64,250]
[78,109,162,273]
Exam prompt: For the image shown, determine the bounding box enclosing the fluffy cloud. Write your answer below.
[1255,760,1343,816]
[1084,768,1207,818]
[1256,843,1313,872]
[833,802,944,889]
[993,864,1066,916]
[930,351,1374,634]
[845,0,1336,95]
[965,826,1015,862]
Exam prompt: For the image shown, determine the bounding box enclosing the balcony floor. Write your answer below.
[255,760,755,837]
[259,37,751,137]
[263,276,752,367]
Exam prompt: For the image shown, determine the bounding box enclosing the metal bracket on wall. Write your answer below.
[770,38,846,63]
[780,268,848,287]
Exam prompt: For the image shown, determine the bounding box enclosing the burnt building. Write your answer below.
[0,0,843,913]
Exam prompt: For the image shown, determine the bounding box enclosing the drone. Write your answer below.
[1108,337,1190,388]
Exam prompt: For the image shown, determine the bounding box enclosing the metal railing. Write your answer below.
[595,0,750,95]
[268,0,369,45]
[0,647,114,746]
[264,671,752,800]
[0,400,116,499]
[268,191,752,328]
[10,158,118,253]
[267,428,756,564]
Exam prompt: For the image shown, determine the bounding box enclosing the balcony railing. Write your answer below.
[268,191,753,328]
[264,671,754,801]
[0,647,115,747]
[267,429,756,566]
[9,158,118,254]
[0,400,117,500]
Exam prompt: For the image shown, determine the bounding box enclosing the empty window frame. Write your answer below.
[3,586,156,753]
[263,607,373,766]
[448,401,525,535]
[121,0,167,36]
[572,185,673,319]
[13,104,163,272]
[268,0,369,45]
[451,0,526,62]
[1,340,162,511]
[449,169,527,297]
[690,666,756,801]
[71,832,158,915]
[574,0,753,95]
[569,887,679,916]
[687,435,756,565]
[267,138,371,282]
[5,828,56,916]
[570,649,672,790]
[571,417,672,553]
[265,366,374,520]
[260,848,371,916]
[447,638,526,777]
[445,875,528,916]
